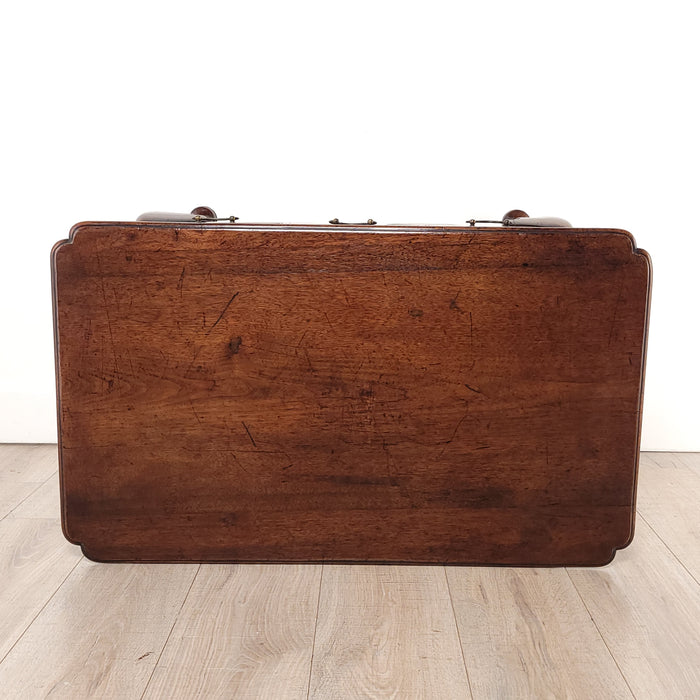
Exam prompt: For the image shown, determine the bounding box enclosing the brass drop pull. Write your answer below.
[329,218,377,226]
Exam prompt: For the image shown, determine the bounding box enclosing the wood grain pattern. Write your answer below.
[0,558,198,698]
[569,517,700,698]
[446,566,633,699]
[52,223,651,564]
[308,565,470,698]
[143,564,321,699]
[0,517,82,661]
[636,452,700,582]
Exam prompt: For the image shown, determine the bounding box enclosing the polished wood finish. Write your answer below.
[51,221,651,564]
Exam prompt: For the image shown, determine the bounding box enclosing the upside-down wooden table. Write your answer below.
[52,209,651,565]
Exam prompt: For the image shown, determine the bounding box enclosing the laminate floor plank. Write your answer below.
[0,559,198,699]
[0,478,42,520]
[674,452,700,473]
[143,564,321,700]
[0,445,58,520]
[636,452,700,582]
[308,565,471,699]
[0,444,58,483]
[0,517,82,661]
[568,518,700,699]
[446,566,632,700]
[8,471,60,520]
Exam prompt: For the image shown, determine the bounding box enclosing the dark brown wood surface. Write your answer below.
[52,222,651,565]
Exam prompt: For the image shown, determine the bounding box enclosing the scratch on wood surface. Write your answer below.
[206,291,240,335]
[296,330,308,347]
[449,291,464,313]
[157,350,170,379]
[177,266,186,298]
[608,283,624,347]
[381,438,400,488]
[95,251,120,374]
[189,400,203,425]
[451,234,476,268]
[231,453,249,474]
[184,346,203,377]
[125,349,136,375]
[351,360,365,381]
[241,421,257,447]
[463,382,484,396]
[304,348,315,372]
[438,408,470,457]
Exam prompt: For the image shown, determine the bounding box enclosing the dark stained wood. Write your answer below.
[51,222,651,565]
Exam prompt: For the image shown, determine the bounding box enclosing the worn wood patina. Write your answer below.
[52,218,651,564]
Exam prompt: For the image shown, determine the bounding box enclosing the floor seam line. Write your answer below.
[1,468,58,521]
[565,568,638,699]
[139,563,201,700]
[637,511,700,588]
[305,564,324,700]
[444,566,475,700]
[0,553,84,666]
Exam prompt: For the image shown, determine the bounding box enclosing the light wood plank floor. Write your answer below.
[0,446,699,699]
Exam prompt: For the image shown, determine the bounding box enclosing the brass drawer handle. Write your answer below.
[329,218,377,226]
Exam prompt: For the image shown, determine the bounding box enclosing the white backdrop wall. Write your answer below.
[0,1,697,449]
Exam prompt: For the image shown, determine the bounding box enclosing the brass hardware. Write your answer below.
[467,219,503,227]
[192,215,239,223]
[191,207,239,222]
[191,206,217,219]
[329,218,377,225]
[467,210,571,228]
